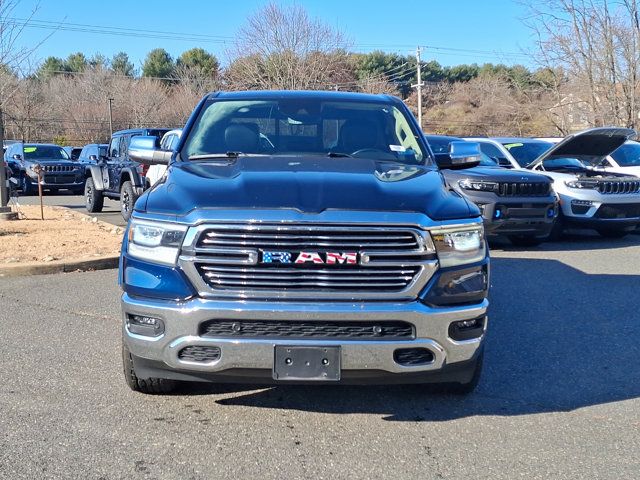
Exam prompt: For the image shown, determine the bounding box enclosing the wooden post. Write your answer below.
[35,164,44,220]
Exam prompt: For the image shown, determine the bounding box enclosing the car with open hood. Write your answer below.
[4,142,85,195]
[118,90,489,395]
[425,135,558,246]
[527,127,640,238]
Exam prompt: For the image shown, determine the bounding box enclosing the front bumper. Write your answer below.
[24,174,84,189]
[477,199,557,237]
[121,293,487,384]
[559,192,640,229]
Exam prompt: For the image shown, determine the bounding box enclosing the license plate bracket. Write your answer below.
[273,346,341,381]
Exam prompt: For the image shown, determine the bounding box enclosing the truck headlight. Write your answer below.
[431,225,486,268]
[127,220,187,266]
[565,179,598,189]
[459,179,498,192]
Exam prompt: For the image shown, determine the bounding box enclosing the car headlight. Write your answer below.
[127,220,187,266]
[565,179,598,189]
[431,225,486,268]
[459,179,498,192]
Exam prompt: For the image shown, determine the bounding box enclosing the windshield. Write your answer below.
[426,136,498,167]
[502,141,552,167]
[611,142,640,167]
[182,98,427,165]
[23,145,69,160]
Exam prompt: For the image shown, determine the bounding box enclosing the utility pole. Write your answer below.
[107,98,114,137]
[411,46,424,130]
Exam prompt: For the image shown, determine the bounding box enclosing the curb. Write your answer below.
[0,255,120,278]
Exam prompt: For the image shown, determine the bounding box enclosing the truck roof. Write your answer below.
[207,90,399,104]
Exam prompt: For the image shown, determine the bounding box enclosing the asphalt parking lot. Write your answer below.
[1,229,639,479]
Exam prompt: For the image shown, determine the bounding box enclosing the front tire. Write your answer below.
[443,350,484,395]
[122,342,177,394]
[84,177,104,213]
[120,180,137,221]
[507,235,544,247]
[21,175,35,195]
[546,213,565,241]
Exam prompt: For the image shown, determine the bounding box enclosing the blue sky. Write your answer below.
[10,0,535,71]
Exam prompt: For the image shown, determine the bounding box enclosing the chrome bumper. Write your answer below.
[122,294,487,376]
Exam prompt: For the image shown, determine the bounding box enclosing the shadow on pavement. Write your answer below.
[189,256,640,421]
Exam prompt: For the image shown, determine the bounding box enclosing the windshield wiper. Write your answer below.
[326,152,352,158]
[188,152,245,161]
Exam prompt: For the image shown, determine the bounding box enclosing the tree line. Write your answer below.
[1,1,638,145]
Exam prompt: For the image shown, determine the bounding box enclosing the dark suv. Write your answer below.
[4,142,85,195]
[84,128,169,220]
[425,135,558,246]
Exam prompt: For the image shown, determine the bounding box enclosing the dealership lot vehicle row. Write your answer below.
[1,237,639,479]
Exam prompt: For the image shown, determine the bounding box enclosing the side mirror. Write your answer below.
[435,141,481,170]
[89,154,98,162]
[128,136,172,165]
[12,154,22,161]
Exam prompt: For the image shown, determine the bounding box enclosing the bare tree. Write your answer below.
[0,0,49,210]
[225,3,352,90]
[523,0,640,129]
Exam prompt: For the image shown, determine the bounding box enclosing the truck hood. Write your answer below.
[443,166,552,183]
[528,127,636,169]
[139,155,477,220]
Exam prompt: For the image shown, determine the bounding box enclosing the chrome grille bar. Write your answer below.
[179,223,438,300]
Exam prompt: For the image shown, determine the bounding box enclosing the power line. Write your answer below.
[2,18,233,44]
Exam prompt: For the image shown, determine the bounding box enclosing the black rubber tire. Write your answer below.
[596,228,629,239]
[21,174,35,195]
[84,177,104,213]
[442,350,484,395]
[122,342,177,394]
[507,235,544,247]
[120,180,137,221]
[545,213,565,241]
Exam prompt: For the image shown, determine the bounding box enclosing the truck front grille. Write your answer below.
[181,224,437,300]
[200,320,415,340]
[497,182,550,197]
[597,180,640,194]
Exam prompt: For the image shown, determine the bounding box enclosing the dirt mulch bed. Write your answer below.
[0,205,123,264]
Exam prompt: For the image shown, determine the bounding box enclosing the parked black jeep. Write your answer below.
[84,128,170,220]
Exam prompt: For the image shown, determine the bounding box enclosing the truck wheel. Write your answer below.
[122,342,177,394]
[442,350,484,395]
[120,181,137,221]
[596,228,628,239]
[507,235,544,247]
[21,175,34,195]
[85,177,104,213]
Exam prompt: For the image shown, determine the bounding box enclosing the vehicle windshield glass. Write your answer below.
[23,145,69,160]
[610,142,640,166]
[99,145,108,157]
[501,141,552,167]
[426,137,497,167]
[182,98,427,165]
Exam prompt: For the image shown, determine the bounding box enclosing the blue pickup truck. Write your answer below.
[119,90,490,394]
